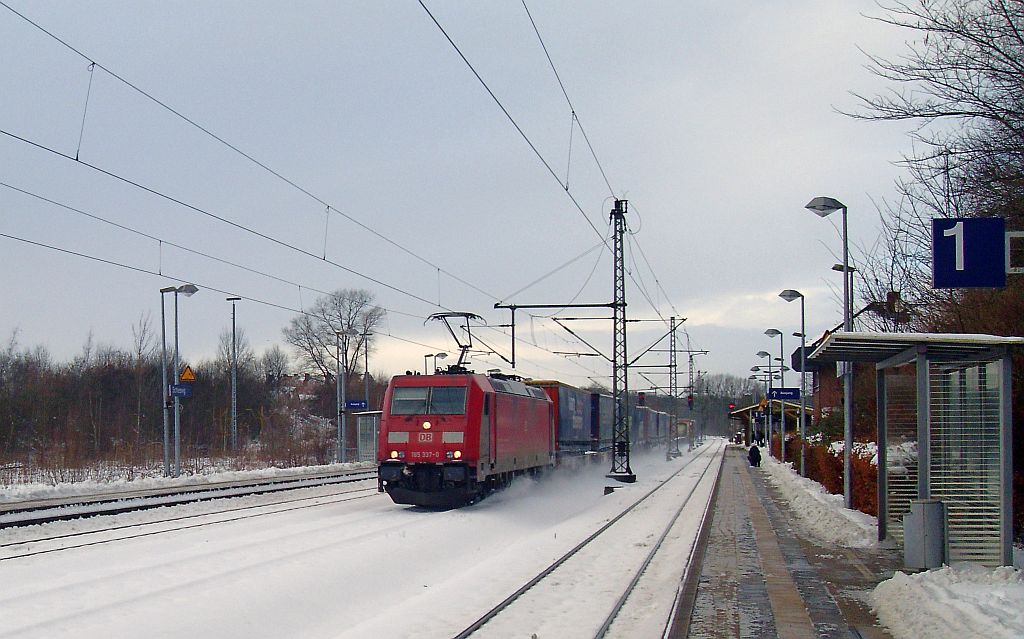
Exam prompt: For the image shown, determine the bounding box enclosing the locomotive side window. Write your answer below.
[391,387,429,414]
[428,387,467,414]
[390,386,467,415]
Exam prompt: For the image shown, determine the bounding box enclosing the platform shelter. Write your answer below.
[809,331,1022,567]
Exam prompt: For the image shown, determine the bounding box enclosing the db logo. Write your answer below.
[418,432,433,443]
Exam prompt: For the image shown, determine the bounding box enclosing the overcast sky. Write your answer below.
[0,1,917,390]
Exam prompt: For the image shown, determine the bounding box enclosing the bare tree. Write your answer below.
[282,289,386,381]
[131,313,155,444]
[850,1,1024,330]
[216,327,256,378]
[259,345,290,387]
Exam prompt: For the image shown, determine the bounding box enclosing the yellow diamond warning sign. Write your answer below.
[180,365,196,382]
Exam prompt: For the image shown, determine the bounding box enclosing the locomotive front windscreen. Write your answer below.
[390,386,467,415]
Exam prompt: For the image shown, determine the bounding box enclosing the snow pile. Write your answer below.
[760,455,877,548]
[827,439,879,464]
[878,440,918,473]
[872,563,1024,639]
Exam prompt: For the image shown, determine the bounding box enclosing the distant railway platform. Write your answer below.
[683,447,901,639]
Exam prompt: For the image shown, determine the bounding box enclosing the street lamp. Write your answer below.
[780,289,806,476]
[832,263,857,317]
[765,328,785,462]
[806,196,854,508]
[337,329,358,464]
[167,283,198,477]
[360,332,372,408]
[749,371,769,446]
[159,286,175,476]
[756,350,773,457]
[227,297,242,452]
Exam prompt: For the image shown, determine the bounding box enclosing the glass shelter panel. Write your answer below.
[884,369,919,543]
[357,413,380,462]
[929,361,1002,566]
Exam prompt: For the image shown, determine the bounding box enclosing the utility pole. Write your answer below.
[667,316,681,458]
[493,199,635,483]
[227,297,241,452]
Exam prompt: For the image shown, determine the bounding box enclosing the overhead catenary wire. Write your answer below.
[1,3,675,382]
[417,0,607,243]
[0,181,431,320]
[0,223,605,381]
[0,231,508,371]
[0,2,616,379]
[521,0,616,199]
[0,0,499,304]
[422,1,682,330]
[0,127,446,311]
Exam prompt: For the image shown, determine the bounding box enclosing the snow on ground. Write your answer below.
[760,451,1024,639]
[0,442,722,639]
[0,461,375,503]
[872,564,1024,639]
[759,454,877,548]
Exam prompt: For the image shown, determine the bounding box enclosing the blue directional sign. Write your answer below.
[345,399,368,410]
[169,383,193,399]
[932,218,1006,288]
[768,387,800,400]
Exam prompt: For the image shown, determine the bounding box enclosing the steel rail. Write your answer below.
[452,443,718,639]
[0,469,377,528]
[661,453,724,639]
[593,447,719,638]
[0,486,380,562]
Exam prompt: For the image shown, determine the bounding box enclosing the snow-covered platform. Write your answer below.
[685,447,901,638]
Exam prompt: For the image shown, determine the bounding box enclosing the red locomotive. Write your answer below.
[377,370,675,507]
[377,315,673,507]
[377,369,554,507]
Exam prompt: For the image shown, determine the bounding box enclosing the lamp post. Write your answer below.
[749,368,767,446]
[227,297,241,452]
[806,196,854,509]
[756,350,773,456]
[765,328,785,462]
[159,286,176,476]
[360,332,372,408]
[780,289,806,476]
[337,329,358,463]
[171,283,197,477]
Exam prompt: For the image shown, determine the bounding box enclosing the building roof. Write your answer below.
[808,331,1024,364]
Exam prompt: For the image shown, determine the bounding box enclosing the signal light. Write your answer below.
[728,403,736,410]
[687,395,694,410]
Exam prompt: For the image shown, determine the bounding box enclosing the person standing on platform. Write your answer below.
[748,444,761,467]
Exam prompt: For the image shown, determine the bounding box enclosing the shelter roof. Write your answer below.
[808,331,1024,365]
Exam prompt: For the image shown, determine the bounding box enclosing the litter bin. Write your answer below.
[903,499,946,570]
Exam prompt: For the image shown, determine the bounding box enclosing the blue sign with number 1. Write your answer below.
[932,218,1005,289]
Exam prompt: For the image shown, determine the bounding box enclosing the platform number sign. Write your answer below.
[932,218,1006,289]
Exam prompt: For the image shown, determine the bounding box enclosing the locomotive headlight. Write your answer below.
[422,421,431,430]
[390,450,399,459]
[453,450,462,459]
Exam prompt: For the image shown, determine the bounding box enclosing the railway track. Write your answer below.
[453,440,723,639]
[0,467,378,528]
[0,482,381,562]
